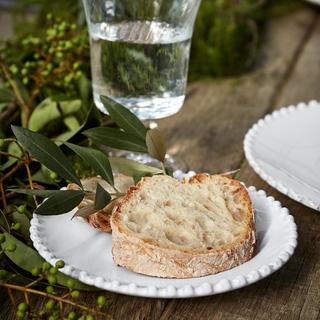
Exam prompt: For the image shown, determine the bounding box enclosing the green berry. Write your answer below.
[9,64,18,75]
[64,74,72,84]
[0,269,8,279]
[55,52,63,59]
[17,302,28,312]
[46,285,54,294]
[49,267,58,275]
[46,13,53,20]
[78,317,85,320]
[46,63,53,71]
[21,68,27,76]
[42,70,49,77]
[49,172,58,180]
[0,234,5,243]
[47,275,57,285]
[67,311,77,319]
[22,77,29,85]
[45,299,55,310]
[17,205,26,214]
[97,295,106,307]
[0,139,5,148]
[66,279,75,289]
[11,223,21,231]
[31,267,41,277]
[71,24,76,30]
[5,243,17,252]
[16,310,25,318]
[70,290,80,299]
[48,316,57,320]
[42,261,51,271]
[33,53,40,59]
[55,260,65,269]
[86,316,94,320]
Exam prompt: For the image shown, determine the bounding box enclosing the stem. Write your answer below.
[160,161,167,175]
[7,288,16,307]
[0,161,27,182]
[26,277,43,288]
[0,63,28,125]
[24,291,30,305]
[0,183,7,209]
[0,151,23,160]
[25,161,38,206]
[2,283,109,317]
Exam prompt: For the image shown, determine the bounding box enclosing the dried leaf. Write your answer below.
[146,129,167,163]
[94,183,111,210]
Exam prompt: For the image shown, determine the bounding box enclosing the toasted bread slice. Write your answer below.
[67,175,134,232]
[111,174,256,278]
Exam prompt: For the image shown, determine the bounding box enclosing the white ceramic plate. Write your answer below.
[244,101,320,211]
[30,183,297,298]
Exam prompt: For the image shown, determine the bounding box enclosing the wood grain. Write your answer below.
[1,6,320,320]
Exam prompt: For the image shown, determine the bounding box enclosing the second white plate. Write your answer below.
[244,101,320,211]
[30,185,297,298]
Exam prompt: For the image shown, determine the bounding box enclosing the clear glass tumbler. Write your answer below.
[82,0,201,120]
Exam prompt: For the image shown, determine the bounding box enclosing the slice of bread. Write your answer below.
[111,173,256,278]
[67,175,134,233]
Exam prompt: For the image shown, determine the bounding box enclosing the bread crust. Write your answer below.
[111,173,256,278]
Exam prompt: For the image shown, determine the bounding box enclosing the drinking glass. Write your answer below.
[82,0,201,167]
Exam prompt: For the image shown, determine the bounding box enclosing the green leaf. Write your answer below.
[11,126,82,187]
[94,183,111,210]
[1,232,95,291]
[64,116,80,131]
[53,106,97,145]
[8,188,62,197]
[77,74,90,103]
[35,190,85,215]
[0,87,14,102]
[109,157,163,176]
[72,204,98,219]
[0,209,10,232]
[28,98,60,132]
[83,127,147,153]
[101,95,147,141]
[1,141,22,171]
[59,99,82,115]
[64,142,114,186]
[12,212,30,241]
[31,165,56,185]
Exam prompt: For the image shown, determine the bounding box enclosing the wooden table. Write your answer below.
[1,6,320,320]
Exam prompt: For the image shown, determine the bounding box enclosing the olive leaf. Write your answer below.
[101,95,147,141]
[64,142,114,186]
[83,127,147,153]
[146,129,167,163]
[109,157,163,176]
[35,190,85,215]
[0,209,10,232]
[0,87,14,102]
[133,173,150,185]
[11,126,82,187]
[8,188,63,197]
[12,212,30,241]
[94,183,111,210]
[1,232,96,291]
